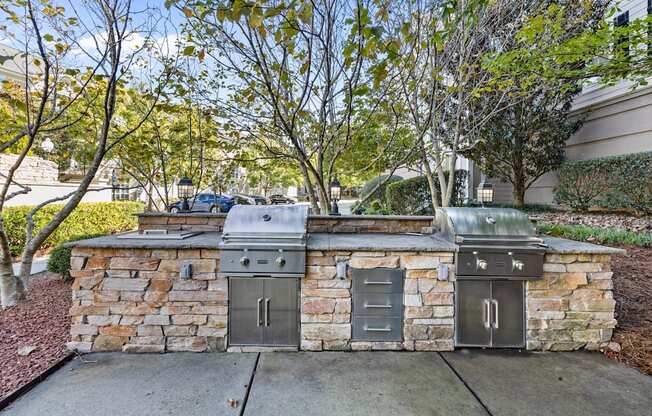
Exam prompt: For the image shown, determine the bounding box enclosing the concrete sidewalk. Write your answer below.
[2,351,650,416]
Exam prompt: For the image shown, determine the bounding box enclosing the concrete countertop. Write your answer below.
[68,232,624,255]
[541,237,625,255]
[307,233,457,252]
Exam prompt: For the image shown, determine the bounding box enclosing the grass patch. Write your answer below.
[538,223,652,247]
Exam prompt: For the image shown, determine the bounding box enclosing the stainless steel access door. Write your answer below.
[491,280,525,348]
[229,278,264,345]
[456,280,492,347]
[263,278,299,346]
[229,277,298,347]
[455,280,524,348]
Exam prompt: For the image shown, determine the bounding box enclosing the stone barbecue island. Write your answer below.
[66,209,623,354]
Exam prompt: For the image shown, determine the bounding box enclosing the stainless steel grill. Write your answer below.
[438,207,545,349]
[220,205,307,347]
[438,207,545,279]
[219,204,309,278]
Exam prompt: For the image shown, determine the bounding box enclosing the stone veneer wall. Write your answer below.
[527,253,617,351]
[300,251,456,351]
[67,247,227,353]
[138,213,433,234]
[67,246,618,353]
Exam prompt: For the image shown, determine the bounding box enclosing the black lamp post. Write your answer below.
[178,177,194,212]
[330,177,341,216]
[476,178,494,206]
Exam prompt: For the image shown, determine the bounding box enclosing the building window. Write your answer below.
[614,10,629,57]
[112,184,130,201]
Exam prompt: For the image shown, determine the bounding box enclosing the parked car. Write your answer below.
[168,193,234,213]
[232,195,253,205]
[268,194,296,204]
[248,194,268,205]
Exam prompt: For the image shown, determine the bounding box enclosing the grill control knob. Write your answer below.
[240,256,249,266]
[476,259,488,271]
[512,259,524,272]
[275,257,286,267]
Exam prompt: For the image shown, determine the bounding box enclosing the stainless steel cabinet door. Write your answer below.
[456,280,492,347]
[263,278,298,346]
[229,278,264,346]
[491,280,525,348]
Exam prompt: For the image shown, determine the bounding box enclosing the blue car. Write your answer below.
[168,193,234,213]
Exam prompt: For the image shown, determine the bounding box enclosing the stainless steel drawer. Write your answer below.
[352,268,403,293]
[353,293,402,317]
[352,316,402,341]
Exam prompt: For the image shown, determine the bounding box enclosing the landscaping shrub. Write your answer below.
[554,151,652,215]
[538,223,652,248]
[385,170,468,215]
[2,201,142,257]
[47,234,103,280]
[354,174,403,214]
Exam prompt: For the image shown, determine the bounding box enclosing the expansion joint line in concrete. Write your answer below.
[438,353,493,416]
[239,353,261,416]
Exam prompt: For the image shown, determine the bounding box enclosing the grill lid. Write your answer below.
[437,207,539,243]
[221,204,309,245]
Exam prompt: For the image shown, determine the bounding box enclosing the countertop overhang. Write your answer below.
[66,232,625,255]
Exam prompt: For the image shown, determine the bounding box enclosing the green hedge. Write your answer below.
[2,201,143,257]
[538,223,652,247]
[386,171,468,215]
[554,151,652,215]
[353,174,403,214]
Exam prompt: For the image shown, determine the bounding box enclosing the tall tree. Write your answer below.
[0,0,173,308]
[175,0,398,213]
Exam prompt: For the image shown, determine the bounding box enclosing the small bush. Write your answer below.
[47,234,103,280]
[385,170,468,215]
[354,174,403,214]
[554,152,652,215]
[2,201,142,257]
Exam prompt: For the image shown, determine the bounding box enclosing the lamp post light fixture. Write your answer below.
[177,177,194,212]
[330,177,341,216]
[476,179,494,205]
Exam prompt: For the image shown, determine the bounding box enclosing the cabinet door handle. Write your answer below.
[364,280,392,285]
[265,298,270,327]
[482,299,491,329]
[256,298,263,326]
[365,303,392,309]
[491,299,499,329]
[364,326,391,332]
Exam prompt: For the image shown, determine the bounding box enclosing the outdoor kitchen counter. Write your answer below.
[541,236,625,255]
[67,231,458,252]
[68,232,623,255]
[307,232,457,252]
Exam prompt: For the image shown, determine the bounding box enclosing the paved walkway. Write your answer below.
[2,350,650,416]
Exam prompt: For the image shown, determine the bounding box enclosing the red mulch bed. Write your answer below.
[0,273,71,401]
[606,246,652,375]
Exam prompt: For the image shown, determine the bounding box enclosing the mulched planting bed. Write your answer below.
[606,246,652,375]
[533,212,652,233]
[0,273,71,401]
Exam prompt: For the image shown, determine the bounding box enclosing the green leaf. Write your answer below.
[183,45,195,56]
[43,34,54,42]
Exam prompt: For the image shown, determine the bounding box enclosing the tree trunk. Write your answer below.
[512,134,525,208]
[0,222,25,308]
[422,152,439,210]
[513,175,526,208]
[299,163,319,213]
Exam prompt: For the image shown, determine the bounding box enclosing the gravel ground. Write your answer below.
[0,273,71,401]
[607,247,652,375]
[533,212,652,233]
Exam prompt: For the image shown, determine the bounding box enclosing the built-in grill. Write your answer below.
[437,207,546,349]
[219,204,309,278]
[219,205,308,348]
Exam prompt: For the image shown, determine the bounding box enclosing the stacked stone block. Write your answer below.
[68,247,227,353]
[526,253,617,351]
[300,250,455,351]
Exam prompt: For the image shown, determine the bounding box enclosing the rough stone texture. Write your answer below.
[69,247,227,353]
[301,250,455,351]
[137,213,433,234]
[526,253,617,351]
